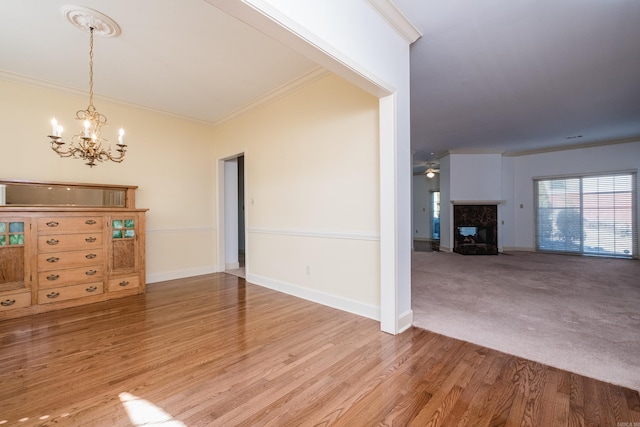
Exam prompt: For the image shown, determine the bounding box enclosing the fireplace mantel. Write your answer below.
[450,200,505,205]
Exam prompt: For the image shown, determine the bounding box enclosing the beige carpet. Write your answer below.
[412,250,640,391]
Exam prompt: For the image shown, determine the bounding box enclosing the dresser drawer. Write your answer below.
[38,282,103,304]
[38,233,103,253]
[0,292,31,311]
[38,250,104,271]
[107,276,140,292]
[38,265,103,289]
[37,216,103,234]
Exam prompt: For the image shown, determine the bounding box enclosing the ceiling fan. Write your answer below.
[416,161,440,178]
[413,158,441,178]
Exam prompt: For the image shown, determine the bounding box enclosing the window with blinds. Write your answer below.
[535,173,637,258]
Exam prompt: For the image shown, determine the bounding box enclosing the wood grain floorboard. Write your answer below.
[0,273,638,426]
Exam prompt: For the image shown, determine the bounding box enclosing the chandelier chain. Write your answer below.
[88,27,94,111]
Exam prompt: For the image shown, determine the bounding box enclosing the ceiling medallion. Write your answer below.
[62,5,121,37]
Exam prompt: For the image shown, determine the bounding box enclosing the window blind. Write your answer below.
[535,173,637,258]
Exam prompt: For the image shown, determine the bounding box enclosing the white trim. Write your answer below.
[147,266,218,284]
[0,67,331,128]
[450,200,506,205]
[532,169,638,181]
[146,226,216,235]
[213,67,330,126]
[247,273,380,321]
[366,0,422,43]
[503,136,640,157]
[206,0,394,98]
[248,226,379,241]
[379,94,399,334]
[502,247,535,252]
[444,149,505,155]
[398,309,413,333]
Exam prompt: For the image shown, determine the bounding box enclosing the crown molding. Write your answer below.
[441,149,505,157]
[367,0,422,44]
[0,68,219,126]
[213,66,330,126]
[0,67,333,128]
[503,136,640,156]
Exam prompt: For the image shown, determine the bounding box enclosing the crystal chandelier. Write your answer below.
[47,7,126,167]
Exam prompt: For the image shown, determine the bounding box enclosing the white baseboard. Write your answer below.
[501,246,535,252]
[399,309,413,333]
[147,266,219,284]
[246,273,380,321]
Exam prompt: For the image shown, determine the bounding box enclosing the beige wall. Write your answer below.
[213,74,381,317]
[0,79,218,282]
[1,74,381,317]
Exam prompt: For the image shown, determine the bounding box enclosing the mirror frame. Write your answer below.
[0,179,137,209]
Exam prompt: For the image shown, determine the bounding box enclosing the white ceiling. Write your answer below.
[393,0,640,170]
[0,0,319,125]
[2,1,639,172]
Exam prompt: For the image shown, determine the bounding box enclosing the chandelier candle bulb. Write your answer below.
[51,118,58,136]
[84,120,90,137]
[57,126,63,138]
[118,128,124,144]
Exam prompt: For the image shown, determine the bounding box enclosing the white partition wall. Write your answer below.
[207,0,417,333]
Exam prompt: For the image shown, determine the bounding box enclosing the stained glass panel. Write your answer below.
[9,234,24,245]
[9,222,24,233]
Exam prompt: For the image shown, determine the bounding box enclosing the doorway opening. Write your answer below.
[223,155,245,278]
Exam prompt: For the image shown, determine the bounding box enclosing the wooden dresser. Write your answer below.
[0,180,147,320]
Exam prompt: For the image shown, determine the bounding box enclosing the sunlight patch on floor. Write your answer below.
[119,392,186,426]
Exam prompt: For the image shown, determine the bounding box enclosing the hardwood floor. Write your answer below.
[1,273,638,426]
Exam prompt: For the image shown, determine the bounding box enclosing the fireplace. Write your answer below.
[453,204,498,255]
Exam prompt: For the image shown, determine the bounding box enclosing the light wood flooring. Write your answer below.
[1,273,639,426]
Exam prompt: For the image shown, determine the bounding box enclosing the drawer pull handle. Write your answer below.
[85,219,97,225]
[47,274,60,281]
[119,281,130,287]
[47,239,59,245]
[85,237,97,243]
[47,292,60,299]
[86,286,98,293]
[86,270,97,276]
[46,257,60,263]
[46,221,59,227]
[1,299,16,307]
[85,253,97,259]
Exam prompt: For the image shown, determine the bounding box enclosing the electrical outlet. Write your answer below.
[306,265,310,275]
